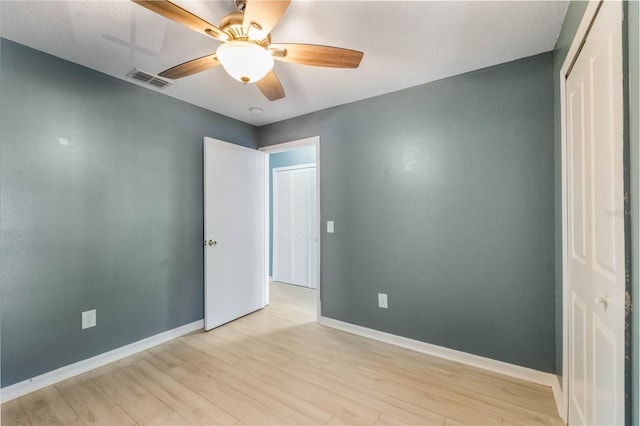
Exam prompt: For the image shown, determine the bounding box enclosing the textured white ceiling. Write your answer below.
[1,1,568,126]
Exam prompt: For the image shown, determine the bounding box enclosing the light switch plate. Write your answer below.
[327,221,334,233]
[378,293,388,309]
[82,309,96,329]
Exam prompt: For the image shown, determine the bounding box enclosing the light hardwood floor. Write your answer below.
[2,282,563,425]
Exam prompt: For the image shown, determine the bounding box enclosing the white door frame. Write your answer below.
[559,1,615,422]
[272,163,317,287]
[260,136,321,321]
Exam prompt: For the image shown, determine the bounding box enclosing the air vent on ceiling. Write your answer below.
[127,69,172,89]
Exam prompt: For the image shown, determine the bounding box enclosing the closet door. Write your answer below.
[291,169,310,286]
[273,166,317,287]
[308,168,318,289]
[566,2,624,424]
[274,170,293,284]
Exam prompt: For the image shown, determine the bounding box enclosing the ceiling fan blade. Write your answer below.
[159,54,220,79]
[270,43,363,68]
[256,70,285,101]
[133,0,228,42]
[243,0,291,41]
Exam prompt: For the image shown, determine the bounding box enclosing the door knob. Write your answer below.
[208,239,217,246]
[596,296,608,310]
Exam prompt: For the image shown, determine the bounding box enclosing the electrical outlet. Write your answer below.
[327,221,335,233]
[82,309,96,329]
[378,293,388,309]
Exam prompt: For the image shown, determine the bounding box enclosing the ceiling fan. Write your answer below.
[132,0,364,101]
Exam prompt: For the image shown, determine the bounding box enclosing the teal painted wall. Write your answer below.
[259,53,556,372]
[551,0,589,380]
[0,39,257,387]
[268,146,316,276]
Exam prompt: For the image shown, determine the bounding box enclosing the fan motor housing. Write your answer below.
[219,12,270,47]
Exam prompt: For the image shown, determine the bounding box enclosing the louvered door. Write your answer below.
[273,165,317,288]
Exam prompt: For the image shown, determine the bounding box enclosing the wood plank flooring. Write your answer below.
[2,282,563,425]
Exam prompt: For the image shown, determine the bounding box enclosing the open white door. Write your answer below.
[565,2,624,424]
[204,137,266,330]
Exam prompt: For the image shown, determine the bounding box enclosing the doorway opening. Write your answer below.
[260,137,320,320]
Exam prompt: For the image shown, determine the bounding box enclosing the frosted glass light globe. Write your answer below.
[216,41,274,84]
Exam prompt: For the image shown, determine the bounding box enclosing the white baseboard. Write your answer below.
[552,376,567,423]
[1,319,204,403]
[318,316,557,387]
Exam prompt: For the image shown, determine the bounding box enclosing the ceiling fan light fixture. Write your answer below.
[216,41,274,84]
